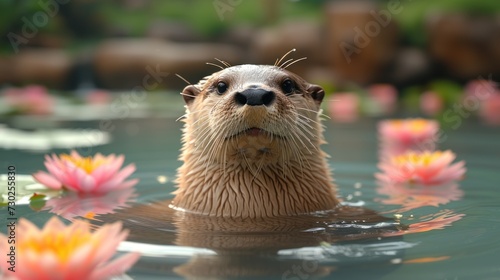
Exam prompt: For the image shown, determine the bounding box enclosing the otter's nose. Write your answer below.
[234,88,275,106]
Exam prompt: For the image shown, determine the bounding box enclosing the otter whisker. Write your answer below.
[195,123,217,156]
[222,134,230,177]
[283,116,308,175]
[317,108,330,121]
[296,107,331,120]
[193,117,228,153]
[187,112,214,136]
[253,155,266,182]
[285,115,313,153]
[294,121,320,152]
[214,58,231,68]
[190,121,212,142]
[191,99,226,142]
[175,73,192,85]
[286,114,315,166]
[180,92,197,97]
[288,134,306,178]
[201,125,225,178]
[176,115,187,122]
[220,116,241,175]
[275,48,296,67]
[296,113,318,128]
[281,57,307,69]
[296,118,317,138]
[279,58,294,69]
[281,138,296,178]
[297,113,323,129]
[184,107,210,117]
[296,107,328,122]
[206,62,225,70]
[204,112,240,173]
[241,150,253,174]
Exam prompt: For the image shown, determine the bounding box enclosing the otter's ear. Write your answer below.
[181,85,200,105]
[308,84,325,106]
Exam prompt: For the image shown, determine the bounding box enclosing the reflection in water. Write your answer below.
[402,256,450,264]
[43,188,136,220]
[401,209,465,234]
[376,183,464,213]
[68,181,466,279]
[94,200,408,279]
[376,181,465,236]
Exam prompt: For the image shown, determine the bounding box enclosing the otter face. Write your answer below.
[181,65,325,168]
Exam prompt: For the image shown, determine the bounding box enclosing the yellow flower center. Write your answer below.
[394,151,443,166]
[61,154,106,174]
[19,229,93,262]
[408,119,429,132]
[84,212,96,219]
[390,119,430,133]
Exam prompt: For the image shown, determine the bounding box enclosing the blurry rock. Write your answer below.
[427,13,500,79]
[219,24,258,52]
[303,67,339,87]
[92,39,243,90]
[22,34,68,49]
[146,20,202,42]
[388,48,432,87]
[251,20,324,76]
[0,49,72,89]
[325,1,399,85]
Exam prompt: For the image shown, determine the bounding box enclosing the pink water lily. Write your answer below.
[0,217,140,280]
[480,93,500,126]
[420,91,443,116]
[378,118,439,158]
[327,92,360,123]
[368,84,397,115]
[3,85,54,115]
[375,150,466,186]
[33,150,138,193]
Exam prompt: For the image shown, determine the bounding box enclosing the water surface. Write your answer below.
[1,96,499,279]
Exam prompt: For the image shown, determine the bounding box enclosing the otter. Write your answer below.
[171,63,340,218]
[87,60,405,278]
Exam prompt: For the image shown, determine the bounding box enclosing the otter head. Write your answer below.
[181,65,325,165]
[173,64,339,218]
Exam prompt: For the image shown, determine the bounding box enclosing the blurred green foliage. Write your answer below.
[0,0,322,54]
[392,0,500,46]
[1,0,498,51]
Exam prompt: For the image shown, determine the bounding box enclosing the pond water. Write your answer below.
[1,96,499,279]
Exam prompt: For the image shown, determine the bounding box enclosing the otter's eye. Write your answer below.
[216,82,228,94]
[281,79,295,95]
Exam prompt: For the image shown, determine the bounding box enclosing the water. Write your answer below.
[1,96,500,279]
